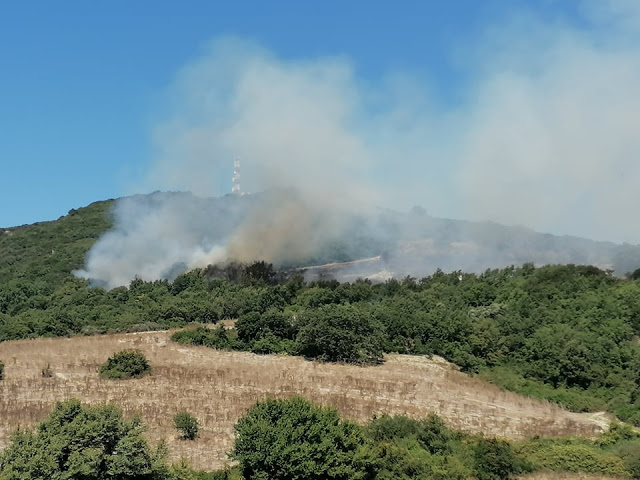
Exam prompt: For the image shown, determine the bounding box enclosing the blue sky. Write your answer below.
[1,1,639,244]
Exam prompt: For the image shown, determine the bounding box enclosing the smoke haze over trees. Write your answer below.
[73,1,640,287]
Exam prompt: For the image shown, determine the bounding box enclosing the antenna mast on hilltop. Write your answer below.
[232,157,241,195]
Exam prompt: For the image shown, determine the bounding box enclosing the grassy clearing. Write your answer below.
[0,331,609,471]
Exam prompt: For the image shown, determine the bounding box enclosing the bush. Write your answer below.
[521,441,630,477]
[174,411,199,440]
[0,399,168,479]
[296,304,385,364]
[170,459,242,479]
[41,363,52,378]
[249,332,297,355]
[99,349,151,379]
[612,439,640,479]
[236,309,297,343]
[0,360,4,380]
[171,326,237,350]
[232,396,372,480]
[364,414,475,479]
[367,414,457,455]
[474,437,530,480]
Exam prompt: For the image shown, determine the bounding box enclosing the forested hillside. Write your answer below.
[3,397,639,479]
[4,192,640,288]
[2,256,640,425]
[0,199,113,286]
[2,197,640,424]
[2,195,640,478]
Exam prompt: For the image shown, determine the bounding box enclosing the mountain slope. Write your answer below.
[0,199,113,286]
[0,330,609,471]
[2,191,640,291]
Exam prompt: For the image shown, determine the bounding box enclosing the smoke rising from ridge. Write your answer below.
[77,2,640,288]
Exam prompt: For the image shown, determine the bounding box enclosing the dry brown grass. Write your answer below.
[0,331,610,471]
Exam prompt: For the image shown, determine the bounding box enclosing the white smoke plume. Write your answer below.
[77,1,640,288]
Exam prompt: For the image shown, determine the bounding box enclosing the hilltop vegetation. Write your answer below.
[0,199,113,286]
[2,397,639,479]
[0,330,609,471]
[169,263,640,425]
[2,193,640,477]
[2,239,640,424]
[1,197,640,423]
[3,191,640,288]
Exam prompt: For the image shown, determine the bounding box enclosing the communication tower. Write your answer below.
[232,158,241,194]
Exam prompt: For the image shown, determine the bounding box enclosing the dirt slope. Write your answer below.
[0,331,610,471]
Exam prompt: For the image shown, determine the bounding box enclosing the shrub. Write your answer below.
[296,304,385,364]
[612,439,640,479]
[99,349,151,379]
[249,332,297,355]
[522,441,629,477]
[232,396,373,480]
[0,360,4,380]
[474,437,531,480]
[367,414,457,455]
[174,411,199,440]
[170,459,242,479]
[172,326,237,350]
[0,399,168,479]
[41,363,53,378]
[236,309,297,343]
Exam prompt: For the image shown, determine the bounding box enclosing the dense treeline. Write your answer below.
[3,198,640,478]
[175,263,640,425]
[2,397,640,479]
[0,200,114,287]
[2,257,640,424]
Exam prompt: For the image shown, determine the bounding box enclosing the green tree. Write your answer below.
[174,411,199,440]
[232,397,373,480]
[0,399,168,479]
[474,437,528,480]
[236,309,297,343]
[100,349,151,379]
[296,304,385,364]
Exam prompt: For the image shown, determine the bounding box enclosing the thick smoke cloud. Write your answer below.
[77,1,640,288]
[457,0,640,242]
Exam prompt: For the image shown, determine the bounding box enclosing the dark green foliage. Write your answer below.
[232,396,373,480]
[599,422,640,478]
[0,359,4,380]
[174,412,199,440]
[168,264,640,423]
[473,438,529,480]
[0,399,168,479]
[364,414,528,480]
[0,200,113,288]
[171,461,242,480]
[100,349,151,379]
[235,309,298,354]
[2,396,637,479]
[236,309,297,343]
[2,205,640,425]
[204,261,278,286]
[242,261,277,285]
[517,438,630,477]
[360,413,534,480]
[367,414,457,456]
[171,326,238,350]
[616,440,640,479]
[296,304,385,364]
